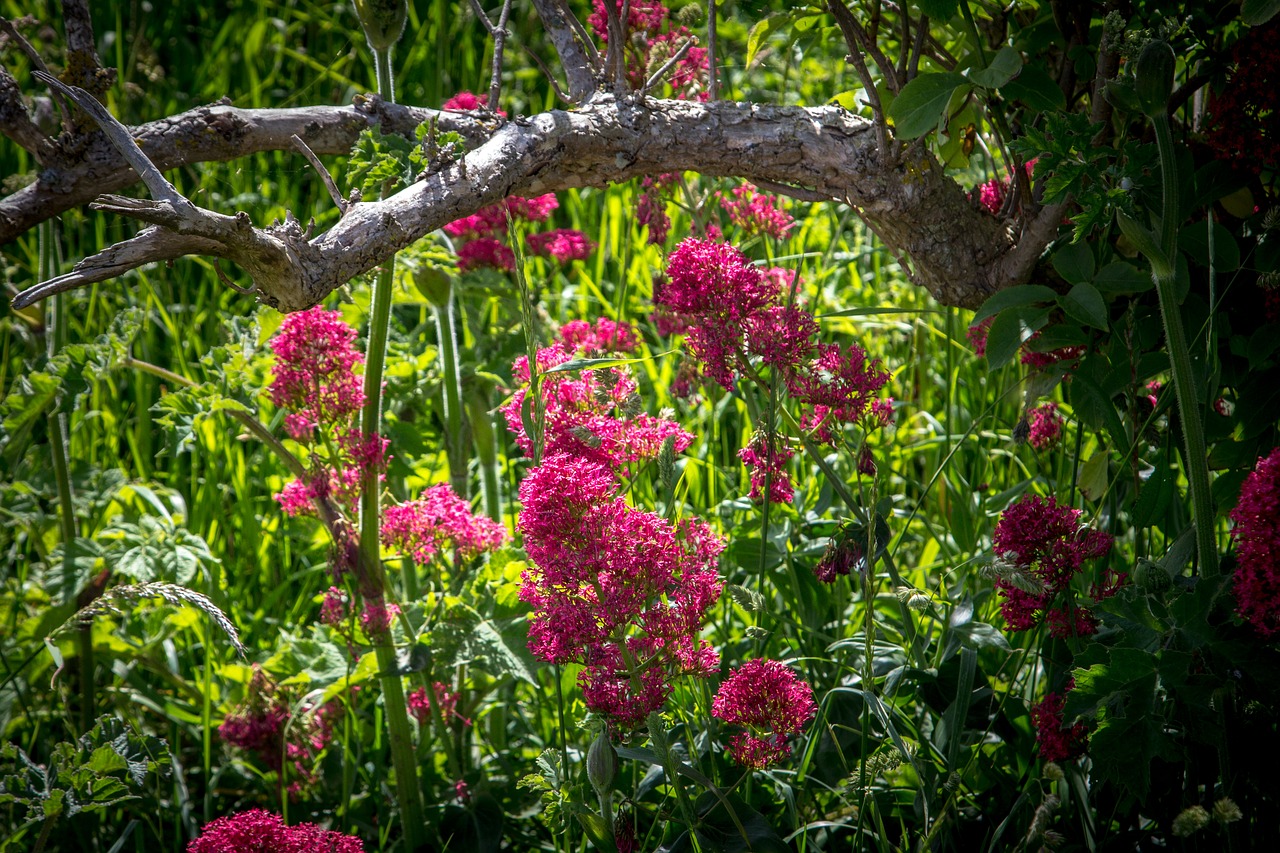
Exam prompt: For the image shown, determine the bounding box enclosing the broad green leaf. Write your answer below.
[1242,0,1280,25]
[745,14,780,68]
[985,306,1049,369]
[916,0,960,20]
[1093,261,1152,293]
[1062,282,1109,329]
[969,46,1022,89]
[1051,241,1095,284]
[1077,450,1110,501]
[888,72,970,139]
[1000,65,1066,113]
[971,284,1058,326]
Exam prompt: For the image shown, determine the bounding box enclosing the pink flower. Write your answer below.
[188,809,364,853]
[1031,680,1089,763]
[501,342,691,466]
[992,495,1113,635]
[507,194,559,222]
[738,433,794,504]
[320,587,348,625]
[789,343,891,443]
[637,176,674,244]
[1027,402,1064,451]
[442,90,486,111]
[559,317,640,354]
[407,682,470,727]
[967,316,993,357]
[1231,448,1280,636]
[717,183,795,239]
[444,205,509,240]
[269,306,365,424]
[517,453,723,728]
[457,237,515,272]
[528,228,595,263]
[380,483,506,565]
[360,599,399,635]
[712,659,817,769]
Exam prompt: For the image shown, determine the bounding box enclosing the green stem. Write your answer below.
[647,711,698,831]
[1151,112,1218,576]
[40,222,92,733]
[432,296,468,498]
[469,391,503,523]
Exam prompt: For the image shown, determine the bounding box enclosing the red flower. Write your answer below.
[1232,448,1280,636]
[712,659,817,769]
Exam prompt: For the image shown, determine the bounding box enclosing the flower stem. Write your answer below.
[432,295,468,498]
[1150,111,1218,576]
[647,711,698,830]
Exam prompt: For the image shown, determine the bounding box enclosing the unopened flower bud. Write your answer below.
[354,0,408,51]
[587,729,618,793]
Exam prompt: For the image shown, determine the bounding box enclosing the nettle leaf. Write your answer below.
[888,72,970,139]
[348,127,416,197]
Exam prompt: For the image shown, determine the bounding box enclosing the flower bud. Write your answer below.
[587,729,618,793]
[1134,40,1175,118]
[413,264,454,307]
[354,0,408,51]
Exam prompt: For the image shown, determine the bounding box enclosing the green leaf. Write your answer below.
[999,65,1066,113]
[1051,241,1095,284]
[915,0,960,19]
[887,72,970,139]
[985,306,1049,370]
[971,284,1058,326]
[1062,282,1109,330]
[969,46,1022,89]
[1077,450,1110,502]
[1093,261,1152,293]
[1242,0,1280,25]
[744,14,780,69]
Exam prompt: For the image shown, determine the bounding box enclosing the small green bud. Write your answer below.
[354,0,408,51]
[1134,558,1172,593]
[413,264,454,307]
[1133,40,1175,118]
[586,729,618,793]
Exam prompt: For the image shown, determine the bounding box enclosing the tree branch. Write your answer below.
[529,0,598,102]
[13,94,1018,313]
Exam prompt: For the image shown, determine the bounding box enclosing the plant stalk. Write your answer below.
[432,295,468,498]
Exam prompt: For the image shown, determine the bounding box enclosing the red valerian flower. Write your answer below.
[1027,402,1065,451]
[527,228,595,263]
[1031,680,1089,763]
[991,495,1114,636]
[188,809,364,853]
[712,659,817,769]
[717,183,795,239]
[559,317,640,355]
[380,483,506,565]
[1231,448,1280,636]
[738,432,794,505]
[407,682,470,727]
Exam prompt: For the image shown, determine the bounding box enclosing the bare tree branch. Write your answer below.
[0,64,53,161]
[291,134,348,214]
[13,95,1022,313]
[529,0,598,102]
[489,0,514,109]
[0,97,486,244]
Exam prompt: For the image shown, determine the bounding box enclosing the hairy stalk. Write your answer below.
[1150,111,1218,576]
[40,222,92,733]
[468,390,503,523]
[647,711,699,831]
[356,41,427,848]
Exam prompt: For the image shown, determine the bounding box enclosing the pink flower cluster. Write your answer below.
[712,659,817,769]
[407,681,469,727]
[657,238,891,501]
[966,317,1083,368]
[380,483,506,565]
[992,495,1116,637]
[500,337,692,466]
[442,166,560,272]
[738,433,794,504]
[517,453,724,728]
[188,809,364,853]
[637,173,679,245]
[974,157,1038,216]
[217,666,343,791]
[1031,680,1089,763]
[527,228,595,263]
[717,183,795,239]
[1231,448,1280,636]
[1027,402,1064,451]
[441,89,506,117]
[268,307,384,520]
[559,317,640,355]
[587,0,708,98]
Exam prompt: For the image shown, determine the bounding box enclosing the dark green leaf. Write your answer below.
[985,306,1049,369]
[971,285,1058,326]
[915,0,960,20]
[1093,261,1152,293]
[1051,242,1096,284]
[887,72,970,139]
[969,46,1022,89]
[1062,282,1109,330]
[1242,0,1280,25]
[1000,65,1066,113]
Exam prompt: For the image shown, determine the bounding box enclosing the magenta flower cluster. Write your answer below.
[380,482,506,565]
[217,666,343,793]
[711,659,817,769]
[527,228,595,264]
[517,453,724,728]
[559,317,640,355]
[657,237,891,501]
[992,495,1116,637]
[1231,448,1280,636]
[500,333,692,467]
[716,183,795,239]
[587,0,708,98]
[1027,402,1064,451]
[188,809,363,853]
[1031,680,1089,763]
[973,157,1038,217]
[407,681,469,727]
[268,306,384,520]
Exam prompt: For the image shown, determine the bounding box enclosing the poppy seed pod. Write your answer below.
[354,0,408,51]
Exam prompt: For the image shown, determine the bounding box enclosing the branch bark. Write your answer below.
[12,93,1021,313]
